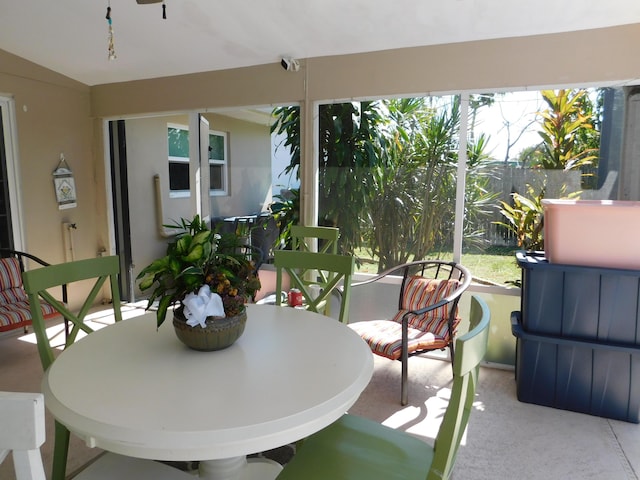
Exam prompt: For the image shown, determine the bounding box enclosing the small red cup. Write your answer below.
[287,289,303,307]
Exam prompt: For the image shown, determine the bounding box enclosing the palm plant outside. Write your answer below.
[365,97,463,271]
[272,101,390,257]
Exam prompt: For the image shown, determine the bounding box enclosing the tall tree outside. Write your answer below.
[271,102,390,256]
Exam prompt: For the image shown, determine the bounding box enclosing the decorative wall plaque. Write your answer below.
[53,153,77,210]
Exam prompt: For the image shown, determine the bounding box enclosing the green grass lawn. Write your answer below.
[459,252,521,286]
[354,249,521,287]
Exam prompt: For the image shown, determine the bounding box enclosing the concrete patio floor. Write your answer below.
[1,304,639,479]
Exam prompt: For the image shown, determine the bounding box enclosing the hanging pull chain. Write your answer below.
[106,3,116,60]
[162,2,167,19]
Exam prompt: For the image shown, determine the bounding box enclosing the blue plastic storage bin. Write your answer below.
[516,251,640,344]
[512,312,640,423]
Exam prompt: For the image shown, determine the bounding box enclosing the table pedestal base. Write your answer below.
[199,456,283,480]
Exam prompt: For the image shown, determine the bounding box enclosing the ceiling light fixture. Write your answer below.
[136,0,167,19]
[104,0,168,62]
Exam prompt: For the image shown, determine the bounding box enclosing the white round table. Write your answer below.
[42,304,373,479]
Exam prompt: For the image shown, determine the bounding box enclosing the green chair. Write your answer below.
[22,256,191,480]
[276,295,490,480]
[254,226,338,302]
[290,225,340,254]
[290,226,340,291]
[274,250,355,324]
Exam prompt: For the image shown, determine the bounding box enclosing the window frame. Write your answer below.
[208,129,228,197]
[167,123,190,199]
[314,87,614,289]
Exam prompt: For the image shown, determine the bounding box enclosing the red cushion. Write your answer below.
[0,258,59,331]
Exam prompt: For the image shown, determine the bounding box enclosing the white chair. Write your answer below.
[0,391,194,480]
[0,392,46,480]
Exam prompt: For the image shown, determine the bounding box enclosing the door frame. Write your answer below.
[0,96,25,250]
[106,120,134,301]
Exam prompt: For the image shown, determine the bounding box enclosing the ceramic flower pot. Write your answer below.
[172,308,247,351]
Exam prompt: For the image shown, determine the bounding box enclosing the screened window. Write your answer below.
[167,125,229,197]
[308,86,621,287]
[209,130,228,195]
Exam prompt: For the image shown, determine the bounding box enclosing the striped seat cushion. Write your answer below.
[350,319,449,360]
[0,300,58,331]
[349,276,461,361]
[0,287,28,304]
[0,256,59,331]
[0,257,23,290]
[393,276,460,332]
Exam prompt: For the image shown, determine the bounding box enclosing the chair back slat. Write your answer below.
[22,256,122,371]
[290,225,340,254]
[427,295,490,480]
[456,294,491,375]
[274,250,354,323]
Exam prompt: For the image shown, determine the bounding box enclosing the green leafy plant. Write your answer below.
[270,187,300,250]
[495,185,545,252]
[137,215,261,328]
[272,102,390,256]
[536,89,598,171]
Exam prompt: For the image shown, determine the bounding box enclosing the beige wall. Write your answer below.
[91,24,640,117]
[126,113,192,224]
[91,64,304,118]
[0,49,105,266]
[124,114,191,284]
[202,113,272,219]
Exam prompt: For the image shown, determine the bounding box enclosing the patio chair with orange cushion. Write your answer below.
[349,260,471,405]
[0,249,66,335]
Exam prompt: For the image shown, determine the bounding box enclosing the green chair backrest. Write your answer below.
[274,250,355,324]
[22,256,123,372]
[289,225,341,294]
[427,295,490,480]
[290,225,340,254]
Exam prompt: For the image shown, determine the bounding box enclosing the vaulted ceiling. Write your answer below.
[2,0,640,86]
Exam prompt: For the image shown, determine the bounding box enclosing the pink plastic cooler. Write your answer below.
[542,199,640,270]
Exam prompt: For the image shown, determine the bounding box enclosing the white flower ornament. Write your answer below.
[182,285,225,328]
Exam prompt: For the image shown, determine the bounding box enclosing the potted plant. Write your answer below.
[137,215,261,350]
